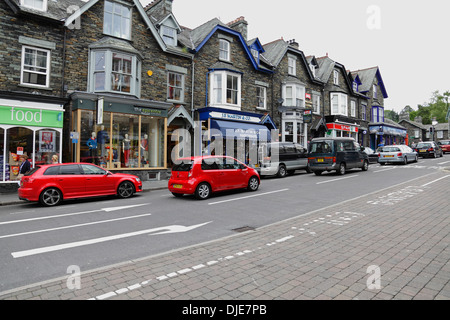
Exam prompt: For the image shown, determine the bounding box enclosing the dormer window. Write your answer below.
[103,1,131,40]
[21,0,47,12]
[333,70,339,85]
[161,25,177,46]
[288,56,296,75]
[353,81,358,92]
[309,63,316,78]
[219,39,230,61]
[251,48,259,63]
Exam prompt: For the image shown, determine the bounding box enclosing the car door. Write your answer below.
[56,164,86,197]
[341,140,358,169]
[294,144,308,167]
[201,157,225,191]
[81,164,116,195]
[221,157,248,189]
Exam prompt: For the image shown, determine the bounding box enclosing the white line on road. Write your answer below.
[0,213,153,239]
[11,221,211,258]
[316,175,358,185]
[373,167,397,173]
[437,161,450,165]
[208,189,289,205]
[0,204,149,226]
[421,175,450,187]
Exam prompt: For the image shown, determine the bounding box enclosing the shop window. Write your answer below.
[5,127,33,182]
[141,116,165,168]
[0,128,4,181]
[35,129,61,165]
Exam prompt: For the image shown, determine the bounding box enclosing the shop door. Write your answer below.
[6,127,34,182]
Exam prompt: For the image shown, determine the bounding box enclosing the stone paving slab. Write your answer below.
[0,171,449,301]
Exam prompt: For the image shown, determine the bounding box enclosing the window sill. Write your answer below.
[19,84,53,91]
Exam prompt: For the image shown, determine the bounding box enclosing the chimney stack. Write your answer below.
[227,16,248,40]
[287,39,299,49]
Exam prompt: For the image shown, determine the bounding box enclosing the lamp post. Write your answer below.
[431,118,438,142]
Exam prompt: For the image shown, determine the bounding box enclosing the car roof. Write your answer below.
[310,137,356,141]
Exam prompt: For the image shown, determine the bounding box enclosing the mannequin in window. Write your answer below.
[140,134,148,164]
[87,132,97,162]
[97,125,109,157]
[123,134,131,167]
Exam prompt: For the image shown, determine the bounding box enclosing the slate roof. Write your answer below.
[6,0,88,21]
[351,66,388,98]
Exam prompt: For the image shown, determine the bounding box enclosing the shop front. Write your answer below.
[325,123,359,140]
[197,107,277,165]
[0,97,64,185]
[70,92,171,180]
[369,123,407,149]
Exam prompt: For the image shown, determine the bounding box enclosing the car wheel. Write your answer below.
[117,181,135,199]
[403,157,408,165]
[195,182,211,200]
[172,192,184,198]
[40,187,62,206]
[276,164,287,178]
[362,160,369,171]
[414,155,418,162]
[305,164,313,173]
[314,171,322,176]
[337,163,346,175]
[247,176,259,192]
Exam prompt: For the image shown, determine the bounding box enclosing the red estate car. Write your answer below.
[18,163,142,206]
[168,156,260,200]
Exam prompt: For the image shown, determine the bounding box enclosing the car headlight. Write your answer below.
[135,177,141,183]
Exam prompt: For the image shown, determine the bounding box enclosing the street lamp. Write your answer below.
[431,118,438,142]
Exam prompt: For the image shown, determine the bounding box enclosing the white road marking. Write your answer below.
[0,203,149,226]
[373,167,397,173]
[208,189,289,205]
[421,175,450,187]
[316,175,358,185]
[11,221,211,258]
[0,213,153,239]
[437,161,450,165]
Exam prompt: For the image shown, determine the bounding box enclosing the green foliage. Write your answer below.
[408,91,449,124]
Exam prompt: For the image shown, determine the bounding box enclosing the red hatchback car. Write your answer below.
[18,163,142,206]
[168,156,260,200]
[438,140,450,154]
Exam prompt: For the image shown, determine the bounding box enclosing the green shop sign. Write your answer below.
[1,106,64,128]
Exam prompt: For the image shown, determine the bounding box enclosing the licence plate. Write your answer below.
[385,155,394,158]
[419,150,426,152]
[173,184,183,189]
[317,158,324,163]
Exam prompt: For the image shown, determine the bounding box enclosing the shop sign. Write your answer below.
[327,123,358,132]
[209,111,261,123]
[133,106,168,117]
[1,106,63,128]
[303,109,312,123]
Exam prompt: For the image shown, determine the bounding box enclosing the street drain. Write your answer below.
[232,226,256,233]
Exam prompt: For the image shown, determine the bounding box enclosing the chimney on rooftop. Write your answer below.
[287,39,299,49]
[227,16,248,40]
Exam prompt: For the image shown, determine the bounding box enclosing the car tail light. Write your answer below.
[397,153,403,156]
[428,148,434,152]
[376,153,380,157]
[332,157,336,163]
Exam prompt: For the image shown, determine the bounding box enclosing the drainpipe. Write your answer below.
[61,27,67,98]
[190,57,195,120]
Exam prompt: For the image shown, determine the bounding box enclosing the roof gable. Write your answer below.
[351,67,388,98]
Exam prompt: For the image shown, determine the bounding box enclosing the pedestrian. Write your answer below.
[52,154,59,164]
[18,154,31,179]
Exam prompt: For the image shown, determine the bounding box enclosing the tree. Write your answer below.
[409,90,449,124]
[384,109,399,122]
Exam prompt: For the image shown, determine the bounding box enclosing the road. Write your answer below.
[0,155,449,296]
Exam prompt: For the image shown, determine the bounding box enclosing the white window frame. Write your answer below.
[283,84,305,108]
[312,93,321,114]
[414,129,420,139]
[350,100,356,117]
[89,49,141,97]
[333,70,339,85]
[21,45,51,88]
[288,56,296,76]
[353,81,358,92]
[361,104,367,120]
[167,71,184,102]
[330,93,348,116]
[209,71,241,110]
[256,86,266,110]
[373,84,377,99]
[309,63,316,78]
[103,1,132,40]
[437,130,444,139]
[161,25,177,46]
[20,0,47,12]
[219,39,230,61]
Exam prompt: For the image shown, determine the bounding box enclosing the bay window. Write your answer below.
[89,50,141,97]
[210,71,241,109]
[283,84,305,108]
[330,93,348,116]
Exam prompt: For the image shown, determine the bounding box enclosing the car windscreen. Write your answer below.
[172,160,194,171]
[439,140,450,145]
[25,166,40,176]
[416,143,431,148]
[380,147,401,152]
[309,140,333,154]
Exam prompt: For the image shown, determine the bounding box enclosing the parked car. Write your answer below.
[437,140,450,154]
[308,137,369,175]
[256,142,311,177]
[377,145,418,165]
[168,156,260,200]
[414,141,443,158]
[362,147,379,164]
[18,163,142,206]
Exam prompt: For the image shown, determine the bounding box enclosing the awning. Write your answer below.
[209,119,271,141]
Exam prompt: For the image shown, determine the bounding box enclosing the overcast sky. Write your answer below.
[141,0,450,113]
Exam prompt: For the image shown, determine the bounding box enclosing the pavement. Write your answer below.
[0,171,449,303]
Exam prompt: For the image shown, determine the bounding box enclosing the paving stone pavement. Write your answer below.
[0,172,449,301]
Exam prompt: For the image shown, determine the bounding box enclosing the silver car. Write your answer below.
[377,145,418,165]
